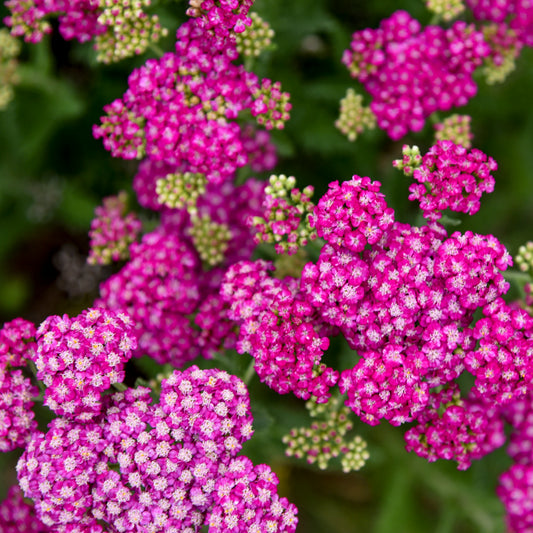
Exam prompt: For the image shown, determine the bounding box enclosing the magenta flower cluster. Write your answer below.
[466,0,533,46]
[4,0,104,43]
[94,17,290,184]
[342,10,489,139]
[186,0,254,36]
[34,307,137,420]
[0,485,49,533]
[407,140,497,221]
[16,366,298,533]
[221,260,338,403]
[0,318,38,452]
[88,192,142,265]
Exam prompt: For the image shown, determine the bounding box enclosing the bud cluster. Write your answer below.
[235,12,274,58]
[251,174,317,255]
[282,395,369,472]
[434,114,473,149]
[392,145,422,177]
[482,23,522,85]
[189,213,231,267]
[0,29,20,110]
[425,0,465,21]
[95,0,168,64]
[335,88,376,142]
[156,171,207,213]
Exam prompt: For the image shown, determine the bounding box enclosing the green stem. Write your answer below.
[503,270,531,284]
[112,382,128,392]
[242,358,256,385]
[27,360,46,394]
[149,43,165,58]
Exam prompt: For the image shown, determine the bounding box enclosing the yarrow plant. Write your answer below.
[1,0,533,532]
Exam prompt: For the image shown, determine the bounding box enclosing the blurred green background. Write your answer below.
[1,0,532,531]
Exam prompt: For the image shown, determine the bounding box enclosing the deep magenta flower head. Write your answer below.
[97,230,201,366]
[409,140,497,221]
[0,485,50,532]
[0,318,39,451]
[434,230,512,310]
[34,307,137,420]
[467,298,533,407]
[309,175,394,253]
[0,317,36,368]
[17,418,106,532]
[498,464,533,532]
[404,384,506,470]
[221,261,338,403]
[208,456,298,533]
[0,368,39,452]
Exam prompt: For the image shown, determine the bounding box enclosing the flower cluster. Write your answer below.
[466,0,533,47]
[34,307,137,420]
[97,231,201,366]
[342,10,489,139]
[250,174,317,255]
[4,0,166,62]
[0,318,38,452]
[221,260,338,403]
[0,317,36,367]
[310,175,394,253]
[406,140,497,220]
[497,390,533,531]
[4,0,104,44]
[186,0,254,37]
[88,192,142,265]
[16,367,298,532]
[404,384,506,470]
[94,18,290,184]
[0,485,49,532]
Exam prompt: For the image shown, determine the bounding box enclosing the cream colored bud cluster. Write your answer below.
[0,29,21,110]
[188,213,231,267]
[252,174,317,256]
[235,12,274,58]
[434,114,473,149]
[156,172,207,214]
[482,24,521,85]
[282,395,369,473]
[95,0,168,64]
[335,88,376,142]
[392,145,422,177]
[516,242,533,276]
[425,0,465,21]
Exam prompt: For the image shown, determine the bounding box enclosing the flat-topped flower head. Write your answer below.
[409,141,497,221]
[34,307,137,420]
[17,418,105,531]
[208,456,298,533]
[97,231,201,366]
[310,175,394,253]
[0,369,38,451]
[0,485,50,532]
[342,11,489,139]
[0,317,36,368]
